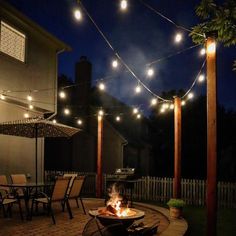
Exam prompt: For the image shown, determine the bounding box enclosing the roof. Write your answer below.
[0,0,71,51]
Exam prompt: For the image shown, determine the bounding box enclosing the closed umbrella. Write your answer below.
[0,117,80,184]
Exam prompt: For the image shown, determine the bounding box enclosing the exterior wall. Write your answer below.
[0,3,63,182]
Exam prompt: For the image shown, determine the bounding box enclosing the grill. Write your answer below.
[106,168,139,206]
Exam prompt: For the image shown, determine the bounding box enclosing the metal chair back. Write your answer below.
[0,175,10,194]
[68,176,85,199]
[51,177,71,201]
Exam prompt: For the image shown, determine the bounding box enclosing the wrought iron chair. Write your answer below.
[0,189,23,220]
[30,176,72,224]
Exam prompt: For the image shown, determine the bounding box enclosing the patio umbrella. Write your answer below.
[0,117,80,184]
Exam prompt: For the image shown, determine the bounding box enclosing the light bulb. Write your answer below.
[52,119,57,124]
[98,82,105,91]
[112,60,118,68]
[181,100,186,106]
[133,108,138,114]
[120,0,127,10]
[64,108,70,115]
[175,33,182,43]
[74,9,82,21]
[98,110,104,116]
[77,119,82,125]
[163,103,169,109]
[27,95,32,101]
[116,116,121,122]
[137,114,141,119]
[187,92,194,99]
[0,94,5,100]
[29,104,34,110]
[59,91,66,99]
[135,85,141,93]
[24,113,29,118]
[200,48,206,56]
[207,42,216,54]
[170,104,174,110]
[147,68,154,77]
[198,74,205,83]
[151,98,157,106]
[160,108,165,113]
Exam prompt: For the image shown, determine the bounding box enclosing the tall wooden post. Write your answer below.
[174,97,182,198]
[96,115,103,198]
[206,34,217,236]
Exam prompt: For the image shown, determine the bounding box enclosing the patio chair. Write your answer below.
[30,176,72,224]
[63,173,78,194]
[0,189,23,220]
[10,174,27,198]
[0,175,11,195]
[64,175,86,215]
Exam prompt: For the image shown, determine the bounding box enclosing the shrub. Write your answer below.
[167,198,185,208]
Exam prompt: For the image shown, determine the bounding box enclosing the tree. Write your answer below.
[190,0,236,70]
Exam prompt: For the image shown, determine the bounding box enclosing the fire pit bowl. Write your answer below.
[89,207,145,227]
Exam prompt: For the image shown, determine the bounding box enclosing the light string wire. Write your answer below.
[79,1,170,102]
[139,0,204,37]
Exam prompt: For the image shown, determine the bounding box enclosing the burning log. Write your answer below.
[106,205,118,215]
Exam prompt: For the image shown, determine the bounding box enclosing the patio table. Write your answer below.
[0,182,54,219]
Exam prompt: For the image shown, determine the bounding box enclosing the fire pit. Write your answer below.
[89,184,145,227]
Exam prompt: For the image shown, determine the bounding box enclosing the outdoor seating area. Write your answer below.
[0,198,186,236]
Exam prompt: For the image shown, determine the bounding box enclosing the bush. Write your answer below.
[167,198,185,208]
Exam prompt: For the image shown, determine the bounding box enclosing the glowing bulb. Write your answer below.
[200,48,206,56]
[0,94,5,100]
[207,42,216,54]
[198,74,205,83]
[163,103,169,109]
[137,114,141,119]
[64,108,70,115]
[120,0,127,10]
[98,110,104,116]
[74,9,82,21]
[147,68,154,77]
[77,119,82,125]
[151,98,157,106]
[27,95,32,101]
[24,113,29,118]
[116,116,121,122]
[160,108,165,113]
[135,85,141,93]
[133,108,138,114]
[170,104,174,110]
[52,119,57,124]
[112,60,118,68]
[98,82,105,91]
[29,104,34,110]
[187,92,194,99]
[59,91,66,99]
[181,100,186,106]
[175,33,183,43]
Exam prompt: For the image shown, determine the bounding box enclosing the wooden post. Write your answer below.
[206,34,217,236]
[174,97,182,199]
[96,115,103,198]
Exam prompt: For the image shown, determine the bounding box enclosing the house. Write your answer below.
[45,56,151,175]
[0,0,69,181]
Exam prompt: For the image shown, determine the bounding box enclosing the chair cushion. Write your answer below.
[35,197,50,204]
[3,198,17,205]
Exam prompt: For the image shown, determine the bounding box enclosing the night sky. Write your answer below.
[7,0,236,114]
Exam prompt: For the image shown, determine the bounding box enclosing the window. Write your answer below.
[0,21,26,62]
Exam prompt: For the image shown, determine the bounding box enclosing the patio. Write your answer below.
[0,198,187,236]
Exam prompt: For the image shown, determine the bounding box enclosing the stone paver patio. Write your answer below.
[0,198,187,236]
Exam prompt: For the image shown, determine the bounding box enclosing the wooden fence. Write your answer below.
[45,171,236,208]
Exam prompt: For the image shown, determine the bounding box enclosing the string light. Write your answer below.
[160,108,165,113]
[98,82,106,91]
[59,91,66,99]
[77,119,83,125]
[24,112,30,118]
[187,92,194,100]
[116,116,121,122]
[135,84,142,94]
[175,33,183,43]
[137,114,141,119]
[27,95,33,101]
[0,94,5,100]
[162,103,169,109]
[198,74,205,83]
[98,109,104,116]
[133,108,138,114]
[29,104,34,110]
[207,42,216,54]
[151,98,157,106]
[181,100,186,106]
[74,9,82,21]
[64,108,70,115]
[120,0,128,10]
[200,48,206,56]
[112,60,118,68]
[147,68,154,77]
[52,119,57,124]
[170,104,174,110]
